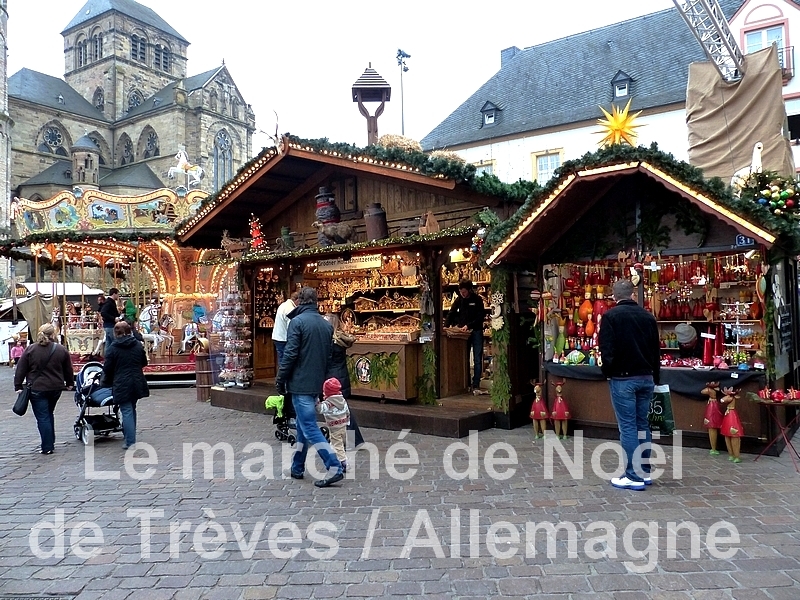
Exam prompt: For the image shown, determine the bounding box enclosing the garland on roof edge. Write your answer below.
[0,231,176,257]
[483,143,800,257]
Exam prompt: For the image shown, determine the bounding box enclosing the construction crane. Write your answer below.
[673,0,745,82]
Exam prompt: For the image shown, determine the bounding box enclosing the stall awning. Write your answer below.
[486,161,776,266]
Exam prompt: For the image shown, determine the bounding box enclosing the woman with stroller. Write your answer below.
[14,323,74,455]
[324,313,364,447]
[103,321,149,449]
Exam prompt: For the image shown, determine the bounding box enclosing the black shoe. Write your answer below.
[290,471,304,480]
[40,450,53,455]
[314,471,344,488]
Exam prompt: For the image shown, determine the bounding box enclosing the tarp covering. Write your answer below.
[686,46,795,180]
[15,293,54,337]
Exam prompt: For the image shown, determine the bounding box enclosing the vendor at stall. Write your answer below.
[674,323,702,359]
[445,279,485,390]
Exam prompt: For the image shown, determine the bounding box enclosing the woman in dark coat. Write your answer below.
[103,321,149,448]
[324,313,364,446]
[14,323,74,455]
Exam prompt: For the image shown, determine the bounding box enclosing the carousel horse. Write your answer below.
[157,313,175,356]
[177,322,200,354]
[168,149,204,188]
[138,303,170,356]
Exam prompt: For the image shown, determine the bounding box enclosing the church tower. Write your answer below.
[61,0,188,121]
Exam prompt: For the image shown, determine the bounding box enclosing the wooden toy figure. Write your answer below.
[720,386,744,463]
[551,380,571,439]
[529,381,549,439]
[701,381,724,455]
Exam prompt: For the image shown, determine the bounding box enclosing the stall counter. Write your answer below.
[347,340,421,401]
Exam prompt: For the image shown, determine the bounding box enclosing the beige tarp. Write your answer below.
[15,293,53,337]
[686,45,795,180]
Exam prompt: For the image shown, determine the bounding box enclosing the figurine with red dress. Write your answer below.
[700,381,724,455]
[550,380,571,439]
[529,381,548,439]
[720,386,744,463]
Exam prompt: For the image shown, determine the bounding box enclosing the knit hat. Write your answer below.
[323,377,342,397]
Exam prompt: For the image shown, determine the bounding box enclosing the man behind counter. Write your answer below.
[446,279,486,391]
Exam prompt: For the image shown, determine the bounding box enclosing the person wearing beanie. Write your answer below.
[318,377,350,470]
[674,322,701,358]
[14,323,75,455]
[598,279,660,491]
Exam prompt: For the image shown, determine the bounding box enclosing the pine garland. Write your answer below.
[0,230,175,257]
[489,267,512,412]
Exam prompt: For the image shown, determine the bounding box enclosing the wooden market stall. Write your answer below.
[177,136,528,414]
[485,148,800,453]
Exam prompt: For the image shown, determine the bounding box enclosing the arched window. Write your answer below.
[93,87,105,113]
[213,129,233,191]
[131,34,146,62]
[154,44,171,72]
[143,130,159,158]
[119,134,134,165]
[76,36,87,68]
[38,125,65,155]
[128,90,143,111]
[92,33,103,61]
[232,98,239,120]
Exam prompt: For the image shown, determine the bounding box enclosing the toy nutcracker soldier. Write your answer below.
[529,381,548,439]
[700,381,724,455]
[551,380,571,439]
[720,386,744,463]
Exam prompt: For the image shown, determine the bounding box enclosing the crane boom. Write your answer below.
[673,0,745,82]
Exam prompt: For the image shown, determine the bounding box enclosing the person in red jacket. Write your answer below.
[14,324,74,455]
[598,279,660,491]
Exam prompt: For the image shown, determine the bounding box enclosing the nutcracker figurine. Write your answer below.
[551,380,571,439]
[700,381,724,455]
[529,381,549,439]
[720,386,744,463]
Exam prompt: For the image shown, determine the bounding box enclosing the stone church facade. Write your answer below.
[8,0,255,202]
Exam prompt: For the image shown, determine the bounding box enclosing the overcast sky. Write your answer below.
[6,0,676,153]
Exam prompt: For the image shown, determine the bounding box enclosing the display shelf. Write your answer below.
[355,308,420,314]
[216,284,253,389]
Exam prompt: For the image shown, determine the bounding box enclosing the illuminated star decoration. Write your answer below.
[595,98,643,147]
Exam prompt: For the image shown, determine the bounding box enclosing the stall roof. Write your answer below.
[176,137,504,249]
[486,161,777,266]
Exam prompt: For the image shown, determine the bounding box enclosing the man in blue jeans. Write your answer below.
[598,279,661,490]
[275,287,343,487]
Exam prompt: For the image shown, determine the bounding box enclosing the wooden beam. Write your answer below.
[258,165,336,225]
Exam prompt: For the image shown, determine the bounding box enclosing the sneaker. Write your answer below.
[314,471,344,488]
[611,476,646,490]
[122,444,130,450]
[40,450,53,455]
[341,462,348,474]
[290,471,304,480]
[643,476,652,485]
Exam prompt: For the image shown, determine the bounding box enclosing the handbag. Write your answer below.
[12,344,57,416]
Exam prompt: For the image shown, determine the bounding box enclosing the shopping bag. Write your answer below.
[13,386,31,416]
[648,384,675,435]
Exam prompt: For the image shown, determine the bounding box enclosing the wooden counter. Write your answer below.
[347,340,421,401]
[441,335,469,397]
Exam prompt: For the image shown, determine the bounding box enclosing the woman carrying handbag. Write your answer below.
[14,324,75,455]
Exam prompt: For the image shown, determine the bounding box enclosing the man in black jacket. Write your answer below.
[99,288,121,349]
[446,279,486,390]
[598,279,660,491]
[275,287,343,487]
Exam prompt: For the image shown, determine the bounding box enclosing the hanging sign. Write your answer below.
[735,235,755,247]
[317,253,382,272]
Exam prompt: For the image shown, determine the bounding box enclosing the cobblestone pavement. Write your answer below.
[1,365,800,600]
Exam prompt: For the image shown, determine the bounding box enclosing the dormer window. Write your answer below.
[611,70,633,101]
[480,100,503,128]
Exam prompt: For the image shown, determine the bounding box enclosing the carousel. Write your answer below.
[7,184,236,384]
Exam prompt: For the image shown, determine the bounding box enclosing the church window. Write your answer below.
[77,38,88,68]
[120,136,134,165]
[209,91,218,112]
[144,131,160,158]
[44,126,63,150]
[92,34,103,61]
[128,90,143,111]
[93,88,105,113]
[232,98,239,120]
[131,34,146,62]
[154,44,171,73]
[213,130,233,191]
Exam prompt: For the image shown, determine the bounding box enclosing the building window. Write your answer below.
[484,111,495,125]
[534,151,562,184]
[214,130,233,191]
[615,82,629,98]
[131,34,146,62]
[43,126,63,151]
[474,160,495,176]
[120,136,134,165]
[746,26,785,65]
[92,34,103,61]
[144,131,160,158]
[154,44,170,72]
[93,87,104,113]
[128,90,143,111]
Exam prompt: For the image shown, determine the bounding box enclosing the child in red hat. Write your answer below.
[319,378,350,470]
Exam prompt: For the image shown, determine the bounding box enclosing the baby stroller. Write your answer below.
[73,362,122,445]
[266,395,329,446]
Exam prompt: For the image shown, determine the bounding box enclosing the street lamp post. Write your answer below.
[397,49,410,135]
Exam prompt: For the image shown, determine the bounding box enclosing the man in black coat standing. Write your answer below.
[446,279,486,391]
[276,287,343,487]
[99,288,121,349]
[598,279,661,491]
